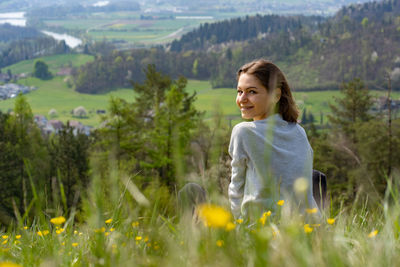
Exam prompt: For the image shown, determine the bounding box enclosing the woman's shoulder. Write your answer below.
[293,122,308,137]
[231,121,256,136]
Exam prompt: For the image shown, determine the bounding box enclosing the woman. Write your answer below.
[229,59,318,220]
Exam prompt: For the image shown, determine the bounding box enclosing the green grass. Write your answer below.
[0,167,399,266]
[0,76,136,126]
[1,54,94,75]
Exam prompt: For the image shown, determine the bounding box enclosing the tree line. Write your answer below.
[0,24,43,43]
[0,24,70,69]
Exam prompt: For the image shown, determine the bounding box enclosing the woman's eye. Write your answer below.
[237,90,243,94]
[249,90,257,94]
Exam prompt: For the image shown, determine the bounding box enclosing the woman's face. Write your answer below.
[236,73,275,121]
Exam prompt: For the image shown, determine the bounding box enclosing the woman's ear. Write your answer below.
[274,88,282,103]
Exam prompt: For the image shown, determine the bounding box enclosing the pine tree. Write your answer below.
[328,78,373,142]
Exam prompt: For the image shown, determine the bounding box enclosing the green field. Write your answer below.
[43,11,214,46]
[1,54,94,75]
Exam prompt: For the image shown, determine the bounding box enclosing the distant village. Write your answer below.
[1,69,94,135]
[34,115,92,136]
[0,72,35,100]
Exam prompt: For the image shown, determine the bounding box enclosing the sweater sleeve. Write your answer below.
[228,125,248,219]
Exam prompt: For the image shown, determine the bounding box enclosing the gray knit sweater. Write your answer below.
[228,114,318,219]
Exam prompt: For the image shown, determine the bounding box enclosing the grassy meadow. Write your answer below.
[1,53,399,127]
[0,168,399,266]
[1,54,94,75]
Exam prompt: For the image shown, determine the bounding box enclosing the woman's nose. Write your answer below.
[239,92,248,102]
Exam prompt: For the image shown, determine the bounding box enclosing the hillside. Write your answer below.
[1,53,94,74]
[70,0,400,94]
[169,0,400,90]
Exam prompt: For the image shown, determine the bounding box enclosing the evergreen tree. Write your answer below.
[0,94,50,221]
[48,123,91,210]
[301,108,308,124]
[94,65,201,189]
[328,78,373,141]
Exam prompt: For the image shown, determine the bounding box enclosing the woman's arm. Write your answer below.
[228,156,246,219]
[228,125,248,219]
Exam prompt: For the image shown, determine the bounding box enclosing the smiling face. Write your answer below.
[236,73,276,121]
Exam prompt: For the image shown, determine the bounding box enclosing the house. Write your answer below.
[56,68,72,76]
[44,120,64,134]
[68,120,92,136]
[0,73,11,83]
[374,96,400,112]
[34,115,48,128]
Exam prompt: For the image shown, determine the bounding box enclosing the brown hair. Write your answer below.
[237,59,299,123]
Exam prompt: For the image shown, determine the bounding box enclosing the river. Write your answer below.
[0,12,82,48]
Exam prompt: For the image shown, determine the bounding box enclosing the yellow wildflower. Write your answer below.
[368,230,378,238]
[259,211,272,226]
[74,230,78,235]
[236,219,243,224]
[304,224,313,234]
[23,226,28,230]
[2,240,7,245]
[135,236,142,241]
[0,262,23,267]
[94,227,106,233]
[105,218,113,224]
[105,232,110,237]
[2,235,8,239]
[216,240,224,247]
[327,218,336,225]
[225,222,236,231]
[15,235,21,240]
[197,204,232,228]
[50,216,66,225]
[277,200,285,206]
[132,221,139,227]
[56,228,65,235]
[14,241,20,245]
[144,236,149,242]
[72,243,78,247]
[37,230,50,237]
[306,208,318,214]
[110,228,115,232]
